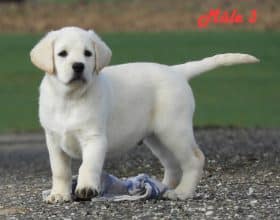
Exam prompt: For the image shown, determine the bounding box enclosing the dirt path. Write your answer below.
[0,128,279,219]
[0,0,279,32]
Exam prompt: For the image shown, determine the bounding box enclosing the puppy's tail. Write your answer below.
[170,53,259,81]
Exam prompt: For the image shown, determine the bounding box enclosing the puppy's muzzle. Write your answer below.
[69,62,86,83]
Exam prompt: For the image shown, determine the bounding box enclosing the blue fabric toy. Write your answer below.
[43,173,168,202]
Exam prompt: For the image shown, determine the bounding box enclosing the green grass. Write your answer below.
[0,31,279,132]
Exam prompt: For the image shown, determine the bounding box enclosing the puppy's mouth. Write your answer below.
[68,75,87,84]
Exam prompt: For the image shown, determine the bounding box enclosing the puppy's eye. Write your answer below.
[58,50,68,57]
[84,50,92,57]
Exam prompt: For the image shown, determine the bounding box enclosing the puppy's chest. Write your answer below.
[40,100,96,133]
[58,132,82,159]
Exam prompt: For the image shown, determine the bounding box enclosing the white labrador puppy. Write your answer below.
[30,27,258,203]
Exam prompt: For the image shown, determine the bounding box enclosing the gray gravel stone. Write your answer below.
[0,128,279,219]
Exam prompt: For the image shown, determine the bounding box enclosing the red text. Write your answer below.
[198,9,257,28]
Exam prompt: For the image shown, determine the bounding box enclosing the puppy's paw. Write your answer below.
[45,193,71,204]
[163,190,192,200]
[75,187,98,201]
[163,190,179,200]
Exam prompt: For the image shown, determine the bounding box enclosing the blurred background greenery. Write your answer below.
[0,0,279,132]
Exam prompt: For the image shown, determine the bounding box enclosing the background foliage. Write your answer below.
[0,31,278,132]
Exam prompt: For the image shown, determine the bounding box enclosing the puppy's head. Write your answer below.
[30,27,112,86]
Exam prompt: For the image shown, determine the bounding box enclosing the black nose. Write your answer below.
[72,62,85,73]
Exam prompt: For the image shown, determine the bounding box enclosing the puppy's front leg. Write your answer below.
[45,131,72,203]
[75,134,107,200]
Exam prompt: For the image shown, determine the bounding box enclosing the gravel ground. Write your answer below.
[0,128,279,220]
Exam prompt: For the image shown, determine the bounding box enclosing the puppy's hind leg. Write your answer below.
[144,136,182,189]
[156,125,205,200]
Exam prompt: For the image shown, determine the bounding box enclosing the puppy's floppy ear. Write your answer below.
[30,31,57,74]
[88,30,112,73]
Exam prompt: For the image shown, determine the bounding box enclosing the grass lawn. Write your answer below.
[0,31,279,132]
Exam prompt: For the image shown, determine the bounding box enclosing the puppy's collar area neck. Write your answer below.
[46,75,92,99]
